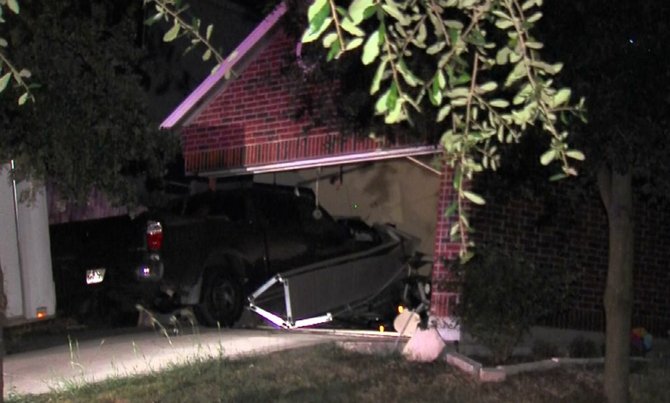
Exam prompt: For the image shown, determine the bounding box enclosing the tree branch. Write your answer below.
[328,0,346,56]
[0,50,34,104]
[597,163,612,214]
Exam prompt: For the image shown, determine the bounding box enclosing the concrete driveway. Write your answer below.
[4,327,339,398]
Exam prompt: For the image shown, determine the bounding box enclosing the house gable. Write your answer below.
[165,4,435,176]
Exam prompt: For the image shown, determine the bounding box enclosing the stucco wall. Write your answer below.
[255,158,441,256]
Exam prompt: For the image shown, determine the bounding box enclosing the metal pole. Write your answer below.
[405,156,442,176]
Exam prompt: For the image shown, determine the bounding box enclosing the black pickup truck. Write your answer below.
[50,182,417,327]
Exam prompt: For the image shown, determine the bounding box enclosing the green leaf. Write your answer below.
[478,81,498,93]
[206,24,214,41]
[549,173,568,181]
[512,103,535,124]
[449,222,460,238]
[0,72,11,93]
[452,72,471,86]
[381,3,409,25]
[495,48,510,64]
[370,59,388,95]
[429,77,443,106]
[527,12,543,23]
[326,38,341,61]
[437,70,446,89]
[426,41,446,55]
[444,20,464,30]
[415,21,427,45]
[495,19,514,29]
[375,87,391,114]
[540,149,556,165]
[466,29,486,47]
[463,190,486,205]
[18,92,29,105]
[452,165,462,190]
[459,251,475,264]
[509,51,522,63]
[446,87,469,98]
[303,0,332,42]
[349,0,375,24]
[362,29,381,65]
[345,37,364,50]
[491,10,512,20]
[202,48,212,61]
[7,0,19,14]
[308,0,328,20]
[489,99,509,108]
[385,97,404,123]
[552,88,571,107]
[397,59,420,87]
[448,28,460,46]
[566,150,585,161]
[504,61,526,87]
[144,13,163,26]
[450,98,468,106]
[341,17,365,37]
[323,32,338,48]
[437,105,452,122]
[302,17,333,43]
[386,82,398,111]
[444,201,458,218]
[163,23,180,42]
[525,41,544,49]
[522,0,537,10]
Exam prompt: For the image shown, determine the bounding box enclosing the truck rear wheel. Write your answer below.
[198,270,244,327]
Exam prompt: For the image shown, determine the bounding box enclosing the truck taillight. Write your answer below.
[146,221,163,251]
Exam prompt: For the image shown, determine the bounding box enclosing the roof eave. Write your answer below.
[190,145,441,177]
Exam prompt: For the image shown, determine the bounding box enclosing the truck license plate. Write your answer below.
[86,268,106,285]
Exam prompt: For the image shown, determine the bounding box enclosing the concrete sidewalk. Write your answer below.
[4,328,339,397]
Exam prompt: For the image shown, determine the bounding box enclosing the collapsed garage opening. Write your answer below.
[159,1,670,336]
[159,2,459,332]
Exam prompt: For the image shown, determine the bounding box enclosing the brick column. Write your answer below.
[430,161,461,319]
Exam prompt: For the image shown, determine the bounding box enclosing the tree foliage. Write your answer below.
[144,0,225,73]
[301,0,584,257]
[539,3,670,402]
[542,1,670,183]
[0,0,34,104]
[0,0,178,204]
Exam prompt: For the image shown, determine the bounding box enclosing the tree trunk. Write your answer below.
[598,167,634,403]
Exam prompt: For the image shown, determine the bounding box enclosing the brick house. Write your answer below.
[161,3,669,335]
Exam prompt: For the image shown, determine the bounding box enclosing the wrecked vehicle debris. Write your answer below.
[50,183,418,327]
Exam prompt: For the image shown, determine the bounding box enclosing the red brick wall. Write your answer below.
[181,32,393,174]
[467,185,670,334]
[430,163,462,318]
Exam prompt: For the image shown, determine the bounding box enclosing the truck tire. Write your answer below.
[197,270,244,327]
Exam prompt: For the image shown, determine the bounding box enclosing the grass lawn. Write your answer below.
[8,344,669,403]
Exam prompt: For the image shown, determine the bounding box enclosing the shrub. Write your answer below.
[532,339,562,359]
[568,336,600,358]
[454,246,567,364]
